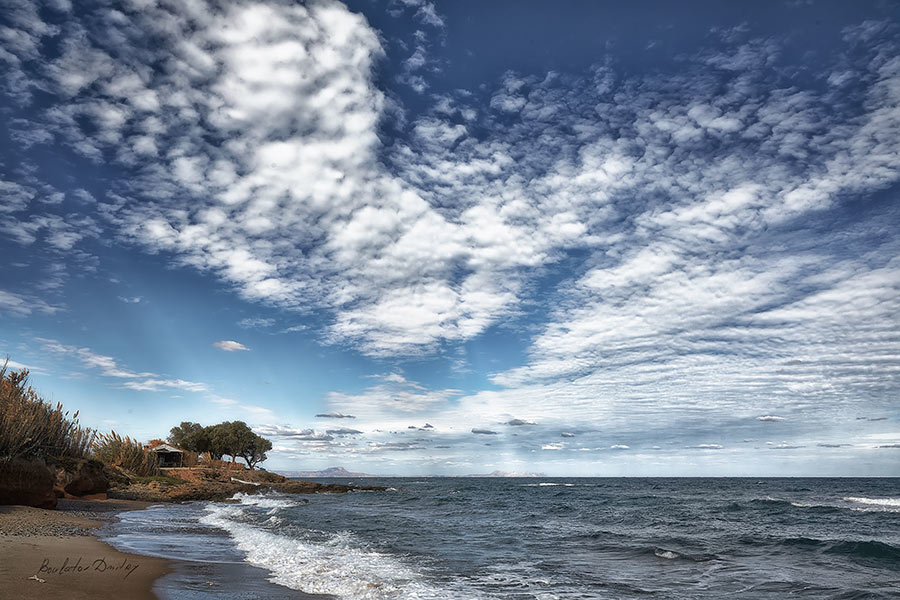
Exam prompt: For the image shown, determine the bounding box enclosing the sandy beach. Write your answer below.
[0,499,169,600]
[0,498,326,600]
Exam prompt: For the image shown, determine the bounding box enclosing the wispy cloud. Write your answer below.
[238,317,275,329]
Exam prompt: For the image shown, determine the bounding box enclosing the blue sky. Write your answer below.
[1,0,899,476]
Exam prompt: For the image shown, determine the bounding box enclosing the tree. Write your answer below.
[208,421,255,464]
[167,421,271,468]
[239,434,272,469]
[168,422,203,448]
[168,422,212,454]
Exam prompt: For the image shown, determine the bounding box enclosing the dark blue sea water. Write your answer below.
[104,478,900,599]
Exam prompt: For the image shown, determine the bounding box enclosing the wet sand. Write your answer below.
[0,500,169,599]
[0,500,327,600]
[0,534,169,600]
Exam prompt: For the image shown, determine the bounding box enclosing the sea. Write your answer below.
[101,478,900,599]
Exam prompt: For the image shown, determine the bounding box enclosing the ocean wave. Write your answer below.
[520,482,576,487]
[745,496,900,514]
[825,540,900,562]
[779,537,900,562]
[230,492,298,509]
[844,497,900,511]
[648,547,716,562]
[201,503,480,599]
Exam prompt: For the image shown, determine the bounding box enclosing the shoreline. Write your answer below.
[0,497,329,600]
[0,499,170,599]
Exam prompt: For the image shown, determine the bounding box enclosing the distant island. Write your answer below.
[462,470,545,478]
[282,466,378,478]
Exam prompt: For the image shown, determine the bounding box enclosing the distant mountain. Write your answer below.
[463,470,545,478]
[284,466,378,478]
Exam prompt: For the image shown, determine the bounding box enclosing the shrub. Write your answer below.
[93,431,160,476]
[0,360,95,463]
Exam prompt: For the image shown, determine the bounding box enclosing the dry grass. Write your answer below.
[0,360,95,463]
[93,431,160,476]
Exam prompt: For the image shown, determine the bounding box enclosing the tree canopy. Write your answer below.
[168,420,271,468]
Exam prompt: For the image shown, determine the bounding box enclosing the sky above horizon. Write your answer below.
[1,0,899,476]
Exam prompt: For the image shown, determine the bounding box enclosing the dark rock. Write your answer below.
[274,480,386,494]
[53,459,109,497]
[0,458,58,509]
[106,473,385,502]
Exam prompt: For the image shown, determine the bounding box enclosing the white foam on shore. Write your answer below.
[201,503,481,599]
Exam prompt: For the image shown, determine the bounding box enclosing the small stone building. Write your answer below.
[149,443,184,468]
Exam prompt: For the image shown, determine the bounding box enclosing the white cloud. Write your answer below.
[3,4,900,472]
[212,340,249,352]
[757,415,785,422]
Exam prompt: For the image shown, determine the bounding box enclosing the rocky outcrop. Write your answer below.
[276,480,384,494]
[0,458,58,509]
[51,458,109,497]
[107,469,385,502]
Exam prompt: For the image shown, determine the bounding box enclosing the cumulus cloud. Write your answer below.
[255,424,334,441]
[212,340,249,352]
[2,2,900,472]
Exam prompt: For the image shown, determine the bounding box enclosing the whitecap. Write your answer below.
[200,504,482,599]
[231,492,297,509]
[843,497,900,511]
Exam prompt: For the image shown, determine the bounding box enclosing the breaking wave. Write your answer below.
[200,502,479,599]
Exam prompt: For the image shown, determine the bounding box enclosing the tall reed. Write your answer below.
[0,359,95,463]
[93,431,160,476]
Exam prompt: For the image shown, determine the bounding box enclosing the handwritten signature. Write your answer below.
[38,557,140,579]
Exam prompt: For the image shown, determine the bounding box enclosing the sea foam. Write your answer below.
[844,497,900,512]
[231,492,298,509]
[200,503,479,599]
